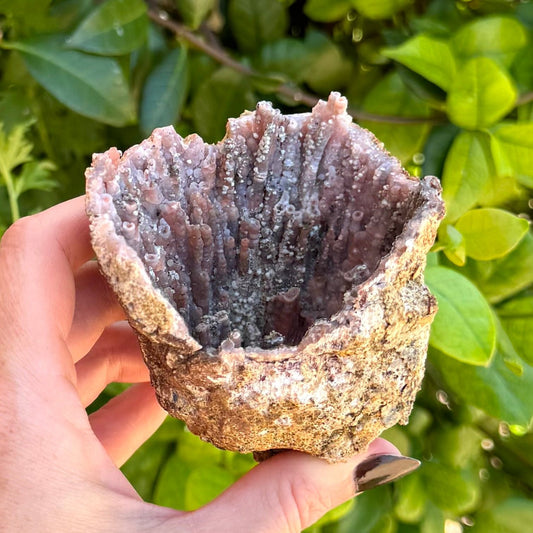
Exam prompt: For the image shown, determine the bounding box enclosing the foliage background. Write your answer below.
[1,0,533,531]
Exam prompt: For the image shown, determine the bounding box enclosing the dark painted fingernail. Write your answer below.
[354,454,421,494]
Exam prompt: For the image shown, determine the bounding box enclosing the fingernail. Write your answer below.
[354,454,421,494]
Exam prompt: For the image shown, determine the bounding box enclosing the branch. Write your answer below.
[517,91,533,107]
[147,8,444,126]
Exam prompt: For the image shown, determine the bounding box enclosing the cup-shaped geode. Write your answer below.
[86,93,444,462]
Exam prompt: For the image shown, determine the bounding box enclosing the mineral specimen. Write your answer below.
[86,92,445,462]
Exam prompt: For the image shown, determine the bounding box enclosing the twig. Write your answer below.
[147,8,444,125]
[517,91,533,107]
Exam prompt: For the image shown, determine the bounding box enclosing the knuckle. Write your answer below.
[0,215,38,257]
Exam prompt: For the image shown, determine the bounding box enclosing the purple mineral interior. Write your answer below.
[89,93,421,350]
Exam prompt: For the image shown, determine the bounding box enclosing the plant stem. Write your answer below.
[0,162,20,222]
[147,8,444,125]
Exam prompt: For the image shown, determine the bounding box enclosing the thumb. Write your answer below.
[186,438,420,533]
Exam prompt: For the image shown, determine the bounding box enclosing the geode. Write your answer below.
[86,93,444,462]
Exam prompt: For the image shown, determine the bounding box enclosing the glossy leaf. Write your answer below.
[257,38,312,83]
[191,68,255,143]
[493,312,524,377]
[447,57,517,129]
[121,440,170,500]
[351,0,411,20]
[184,465,235,510]
[67,0,148,55]
[498,295,533,366]
[438,224,466,266]
[140,47,189,136]
[441,130,494,222]
[491,122,533,188]
[452,16,528,67]
[421,462,480,514]
[432,425,483,469]
[422,123,459,178]
[472,499,533,533]
[8,36,135,126]
[303,31,353,93]
[338,486,395,533]
[465,233,533,304]
[304,0,353,22]
[228,0,288,53]
[431,347,533,426]
[152,452,191,510]
[382,34,456,90]
[393,473,427,524]
[455,208,529,261]
[425,266,496,366]
[361,72,431,163]
[174,0,214,30]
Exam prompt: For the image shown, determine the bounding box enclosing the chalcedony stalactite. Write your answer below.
[86,93,445,462]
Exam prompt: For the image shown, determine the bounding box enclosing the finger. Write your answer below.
[0,196,92,347]
[68,262,125,361]
[89,383,167,467]
[75,322,150,406]
[186,439,413,533]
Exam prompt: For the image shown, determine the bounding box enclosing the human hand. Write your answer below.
[0,197,420,532]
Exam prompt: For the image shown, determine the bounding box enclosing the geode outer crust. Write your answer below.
[86,93,445,462]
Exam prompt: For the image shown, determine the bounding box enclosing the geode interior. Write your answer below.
[86,93,445,462]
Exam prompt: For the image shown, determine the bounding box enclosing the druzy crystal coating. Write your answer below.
[86,93,445,461]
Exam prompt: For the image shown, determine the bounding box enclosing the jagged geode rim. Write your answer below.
[86,154,444,363]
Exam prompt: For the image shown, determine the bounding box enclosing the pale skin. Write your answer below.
[0,196,401,533]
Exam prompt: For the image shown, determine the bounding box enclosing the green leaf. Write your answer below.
[174,0,215,30]
[228,0,288,53]
[313,501,355,529]
[493,311,524,376]
[67,0,148,55]
[451,16,528,67]
[14,160,57,196]
[421,462,480,515]
[191,67,255,143]
[498,295,533,366]
[491,122,533,188]
[472,498,533,533]
[432,425,483,469]
[447,57,517,130]
[257,38,312,83]
[420,504,446,533]
[338,486,395,533]
[304,0,353,22]
[464,233,533,304]
[0,122,34,174]
[184,465,235,510]
[422,123,459,178]
[431,347,533,426]
[455,208,529,261]
[302,31,353,93]
[9,36,135,126]
[176,427,225,466]
[140,47,189,136]
[361,72,430,163]
[438,224,466,266]
[441,130,494,222]
[351,0,411,20]
[425,266,496,366]
[153,452,191,510]
[121,439,170,500]
[382,34,456,91]
[0,0,53,33]
[393,473,427,524]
